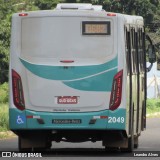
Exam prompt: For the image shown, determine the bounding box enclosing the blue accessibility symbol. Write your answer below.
[16,115,26,124]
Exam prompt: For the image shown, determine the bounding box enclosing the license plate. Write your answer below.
[57,96,78,104]
[52,119,81,124]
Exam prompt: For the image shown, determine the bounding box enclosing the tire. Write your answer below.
[127,107,134,152]
[127,133,134,152]
[134,136,139,149]
[121,106,134,152]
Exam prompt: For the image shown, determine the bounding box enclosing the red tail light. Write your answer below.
[60,60,74,63]
[12,70,25,111]
[19,13,28,16]
[107,13,116,16]
[109,70,123,111]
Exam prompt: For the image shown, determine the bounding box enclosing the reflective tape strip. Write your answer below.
[27,115,33,119]
[33,116,40,119]
[93,116,108,119]
[93,116,100,119]
[100,116,108,119]
[27,115,40,119]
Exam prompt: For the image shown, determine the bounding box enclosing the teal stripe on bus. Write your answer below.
[20,56,118,81]
[63,68,117,91]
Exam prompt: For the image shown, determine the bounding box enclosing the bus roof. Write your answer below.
[123,15,144,26]
[56,3,103,11]
[13,3,144,26]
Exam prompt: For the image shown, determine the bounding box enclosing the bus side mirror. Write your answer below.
[148,44,156,63]
[145,34,156,72]
[157,53,160,70]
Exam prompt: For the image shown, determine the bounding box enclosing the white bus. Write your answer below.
[9,3,151,152]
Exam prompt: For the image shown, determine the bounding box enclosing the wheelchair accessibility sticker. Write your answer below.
[16,115,26,124]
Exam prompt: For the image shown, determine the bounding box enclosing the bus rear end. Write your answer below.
[9,4,127,151]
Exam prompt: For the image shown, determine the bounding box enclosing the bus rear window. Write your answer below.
[21,17,113,60]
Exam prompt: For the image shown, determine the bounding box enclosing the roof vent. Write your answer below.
[56,3,102,11]
[91,5,102,11]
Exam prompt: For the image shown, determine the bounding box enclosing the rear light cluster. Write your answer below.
[12,70,25,111]
[60,60,74,63]
[19,13,28,16]
[107,13,116,16]
[109,70,123,111]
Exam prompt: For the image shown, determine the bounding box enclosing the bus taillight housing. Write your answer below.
[12,69,25,111]
[109,70,123,111]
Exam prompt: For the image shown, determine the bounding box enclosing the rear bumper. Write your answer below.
[9,108,126,130]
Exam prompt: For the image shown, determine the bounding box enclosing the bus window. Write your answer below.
[125,27,131,75]
[137,28,143,73]
[130,27,137,74]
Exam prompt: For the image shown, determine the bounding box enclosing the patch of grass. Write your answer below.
[0,83,9,103]
[0,131,16,139]
[0,103,9,131]
[147,99,160,116]
[0,133,9,139]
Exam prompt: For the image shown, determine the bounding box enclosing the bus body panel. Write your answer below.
[20,57,117,112]
[9,5,146,150]
[10,11,120,114]
[9,108,126,130]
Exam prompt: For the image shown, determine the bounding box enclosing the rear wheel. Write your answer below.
[121,128,134,152]
[127,110,134,152]
[127,132,134,152]
[127,109,134,152]
[134,136,139,148]
[121,107,134,152]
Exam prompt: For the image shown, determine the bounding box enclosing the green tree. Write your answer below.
[0,0,160,84]
[0,0,38,84]
[34,0,64,9]
[18,0,160,51]
[0,0,14,84]
[90,0,158,24]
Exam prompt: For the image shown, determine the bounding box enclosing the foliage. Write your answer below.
[0,103,9,131]
[0,1,13,84]
[34,0,64,9]
[147,99,160,115]
[0,83,9,103]
[0,0,160,83]
[147,98,160,108]
[12,0,160,22]
[0,0,38,84]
